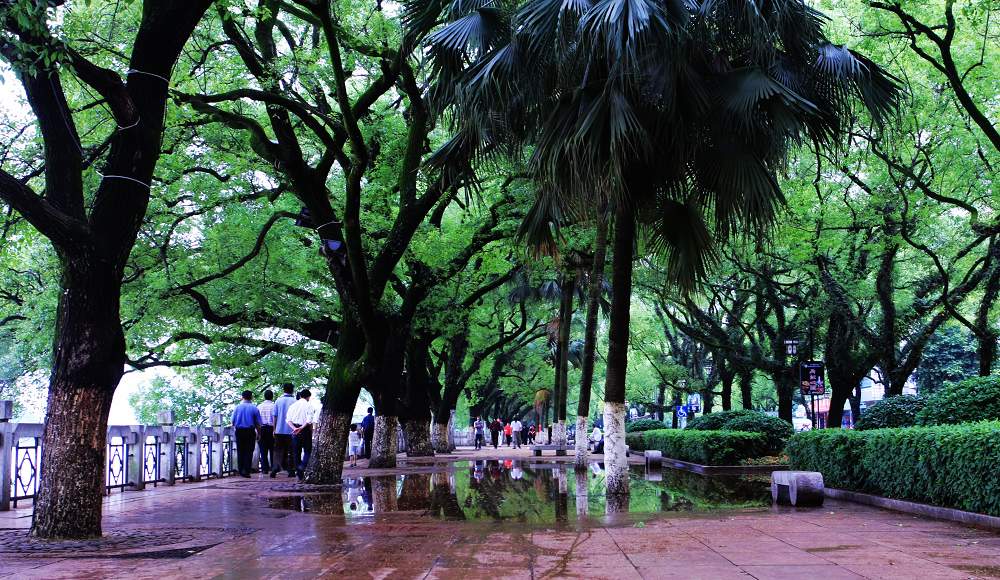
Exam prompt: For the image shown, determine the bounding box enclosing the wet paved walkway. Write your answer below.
[2,447,1000,579]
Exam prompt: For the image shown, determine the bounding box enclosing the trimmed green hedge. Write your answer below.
[855,394,926,430]
[788,421,1000,516]
[686,410,756,431]
[626,418,668,433]
[916,376,1000,426]
[687,410,793,454]
[626,429,768,465]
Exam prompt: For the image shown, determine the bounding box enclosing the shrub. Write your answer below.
[686,410,756,431]
[787,422,1000,516]
[722,414,793,455]
[916,375,1000,426]
[687,410,792,454]
[626,429,768,465]
[626,418,668,433]
[855,394,927,430]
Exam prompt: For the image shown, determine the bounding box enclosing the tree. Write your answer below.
[0,0,212,539]
[414,0,899,497]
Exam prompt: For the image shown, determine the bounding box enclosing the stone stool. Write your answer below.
[771,471,825,507]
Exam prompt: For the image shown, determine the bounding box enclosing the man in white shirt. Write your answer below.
[256,389,276,474]
[286,389,315,481]
[511,419,523,449]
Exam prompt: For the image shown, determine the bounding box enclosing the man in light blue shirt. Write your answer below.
[269,383,297,478]
[232,390,262,477]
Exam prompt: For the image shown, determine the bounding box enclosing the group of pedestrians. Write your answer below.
[231,384,317,481]
[472,417,537,450]
[233,389,379,478]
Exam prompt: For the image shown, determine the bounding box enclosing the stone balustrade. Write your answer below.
[0,418,239,511]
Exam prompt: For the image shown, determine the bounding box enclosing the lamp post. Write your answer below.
[784,339,817,427]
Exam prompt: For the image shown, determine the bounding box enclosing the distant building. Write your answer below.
[803,369,917,429]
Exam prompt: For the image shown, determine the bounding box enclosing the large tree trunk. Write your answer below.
[21,0,213,539]
[575,211,607,469]
[31,267,123,539]
[368,324,406,468]
[402,336,435,457]
[306,328,363,484]
[654,384,666,421]
[402,419,433,457]
[976,241,1000,375]
[555,270,575,446]
[775,369,794,423]
[720,373,733,412]
[604,207,634,498]
[369,415,399,468]
[739,370,753,410]
[826,380,849,430]
[431,417,452,453]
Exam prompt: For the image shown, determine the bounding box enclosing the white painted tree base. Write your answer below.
[575,469,589,517]
[574,415,589,468]
[604,402,629,499]
[552,421,566,446]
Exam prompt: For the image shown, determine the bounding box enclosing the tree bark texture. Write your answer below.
[402,418,434,457]
[603,207,634,498]
[31,268,123,538]
[604,403,629,499]
[369,415,399,468]
[20,0,214,539]
[306,333,363,483]
[739,370,753,410]
[573,415,589,469]
[576,210,608,468]
[556,270,576,431]
[402,336,435,457]
[431,420,452,454]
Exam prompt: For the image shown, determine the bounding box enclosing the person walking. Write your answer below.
[503,422,513,447]
[527,424,536,444]
[270,383,297,478]
[511,418,523,449]
[231,390,262,478]
[257,389,275,474]
[473,416,485,450]
[361,407,375,459]
[286,389,316,481]
[489,418,502,449]
[348,424,362,467]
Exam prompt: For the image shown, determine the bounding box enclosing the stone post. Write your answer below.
[126,425,146,491]
[158,411,176,485]
[448,409,456,450]
[209,414,223,477]
[187,429,202,482]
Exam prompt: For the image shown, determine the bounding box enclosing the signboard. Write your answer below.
[799,361,826,395]
[687,393,702,414]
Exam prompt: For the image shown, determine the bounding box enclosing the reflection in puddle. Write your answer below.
[266,460,770,524]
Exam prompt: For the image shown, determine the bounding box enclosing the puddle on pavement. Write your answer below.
[265,460,770,524]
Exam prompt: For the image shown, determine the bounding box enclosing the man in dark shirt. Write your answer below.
[360,407,375,459]
[489,418,503,449]
[231,390,262,477]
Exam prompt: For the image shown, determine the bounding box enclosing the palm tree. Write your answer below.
[409,0,899,498]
